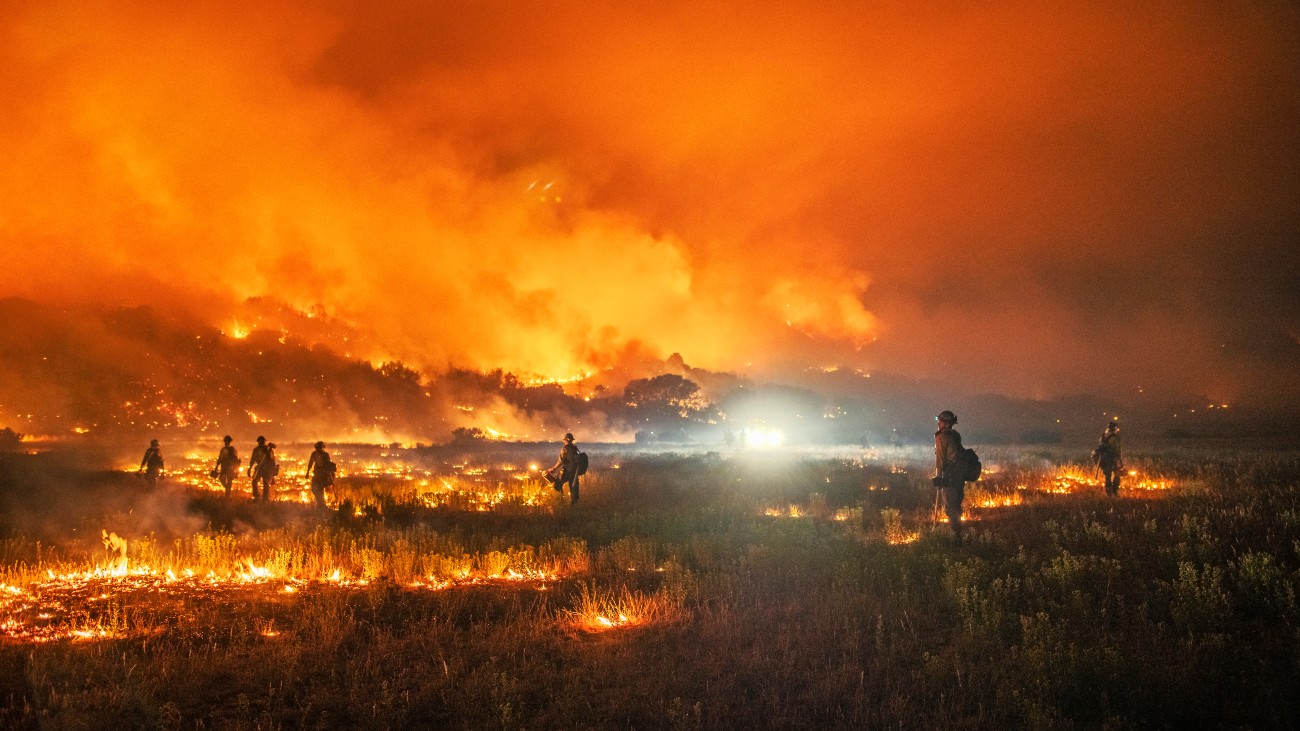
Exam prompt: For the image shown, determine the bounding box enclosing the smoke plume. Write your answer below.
[1,0,1297,407]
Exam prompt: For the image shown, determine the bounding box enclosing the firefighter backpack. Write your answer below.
[961,448,982,482]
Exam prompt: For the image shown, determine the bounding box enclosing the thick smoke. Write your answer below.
[1,0,1297,407]
[0,0,873,382]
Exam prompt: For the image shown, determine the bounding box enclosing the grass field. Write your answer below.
[1,442,1298,729]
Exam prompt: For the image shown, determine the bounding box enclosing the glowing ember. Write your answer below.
[592,614,630,629]
[1126,474,1174,491]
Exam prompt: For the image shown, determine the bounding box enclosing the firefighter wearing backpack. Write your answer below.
[934,410,968,543]
[547,432,584,504]
[304,441,335,509]
[247,436,277,503]
[213,435,241,497]
[138,439,164,489]
[1093,420,1123,496]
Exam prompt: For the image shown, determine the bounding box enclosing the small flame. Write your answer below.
[101,530,128,574]
[584,612,635,632]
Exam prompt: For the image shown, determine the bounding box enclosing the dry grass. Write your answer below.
[1,444,1299,728]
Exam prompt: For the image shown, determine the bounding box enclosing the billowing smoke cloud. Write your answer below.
[0,0,873,382]
[1,1,1296,407]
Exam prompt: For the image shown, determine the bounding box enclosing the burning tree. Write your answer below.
[623,375,716,439]
[450,426,491,444]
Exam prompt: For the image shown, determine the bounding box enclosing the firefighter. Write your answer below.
[247,436,277,502]
[138,439,164,489]
[546,432,582,504]
[933,411,967,543]
[1093,420,1123,496]
[304,441,334,509]
[213,435,240,497]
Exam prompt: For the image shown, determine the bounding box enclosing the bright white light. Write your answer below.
[744,427,785,449]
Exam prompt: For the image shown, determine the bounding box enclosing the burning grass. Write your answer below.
[568,583,682,633]
[2,443,1297,729]
[135,445,559,512]
[1008,465,1177,495]
[0,526,586,644]
[880,508,919,545]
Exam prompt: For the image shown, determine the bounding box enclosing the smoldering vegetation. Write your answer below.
[0,448,208,550]
[1,442,1299,728]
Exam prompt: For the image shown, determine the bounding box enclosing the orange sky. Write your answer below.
[1,0,1296,405]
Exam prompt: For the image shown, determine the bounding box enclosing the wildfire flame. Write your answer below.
[0,550,565,644]
[101,530,128,574]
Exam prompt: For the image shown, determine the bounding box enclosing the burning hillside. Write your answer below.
[1,297,1278,449]
[0,298,763,445]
